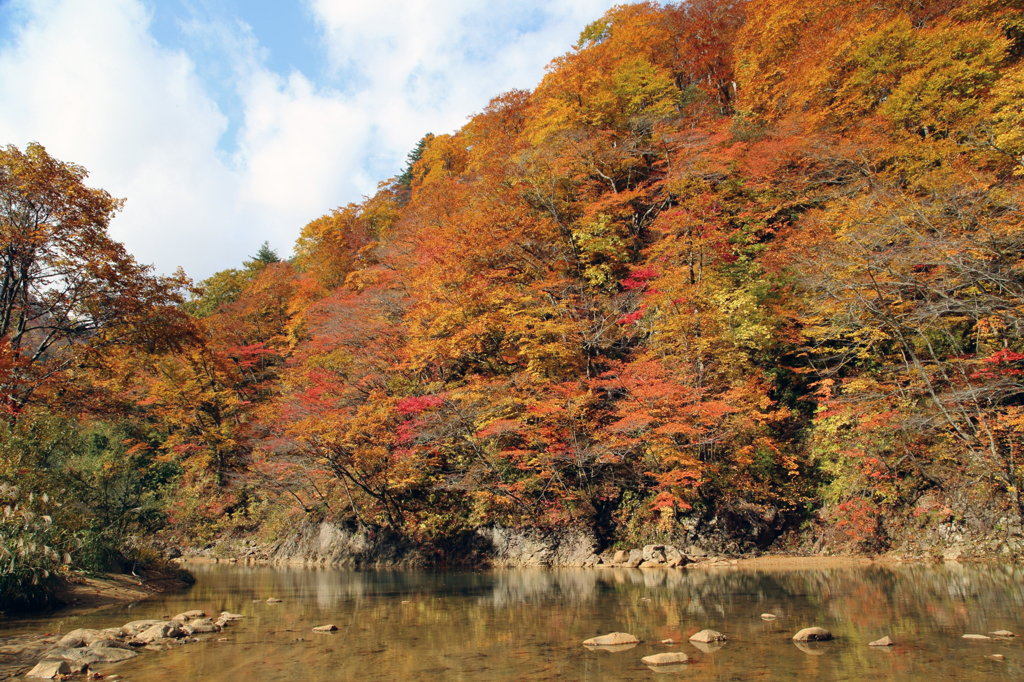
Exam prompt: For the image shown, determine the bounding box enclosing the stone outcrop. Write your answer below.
[268,522,601,568]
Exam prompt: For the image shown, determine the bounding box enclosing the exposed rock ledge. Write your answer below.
[265,523,601,568]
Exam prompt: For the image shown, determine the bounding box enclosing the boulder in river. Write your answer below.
[869,636,894,647]
[689,629,726,643]
[44,646,138,664]
[991,630,1014,637]
[583,632,639,646]
[642,652,689,666]
[121,620,164,637]
[136,622,185,643]
[312,624,338,633]
[91,640,134,651]
[172,610,206,622]
[761,613,777,621]
[26,660,71,679]
[612,550,628,564]
[57,629,113,648]
[962,634,991,640]
[184,618,221,634]
[625,550,644,568]
[267,598,283,604]
[793,627,832,642]
[220,612,245,621]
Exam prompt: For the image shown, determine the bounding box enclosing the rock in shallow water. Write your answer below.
[991,630,1014,637]
[312,625,338,633]
[761,613,777,621]
[793,627,832,642]
[642,652,689,666]
[963,634,992,640]
[172,610,206,622]
[184,618,221,635]
[44,646,138,664]
[135,622,185,643]
[121,620,164,637]
[689,629,726,643]
[26,660,71,679]
[869,636,894,647]
[582,632,639,646]
[91,640,133,651]
[57,629,113,648]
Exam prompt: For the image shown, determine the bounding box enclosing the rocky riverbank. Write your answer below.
[0,608,236,680]
[174,518,1015,569]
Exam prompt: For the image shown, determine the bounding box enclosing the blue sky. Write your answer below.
[0,0,617,279]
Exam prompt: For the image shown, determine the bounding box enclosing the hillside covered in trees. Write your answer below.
[3,0,1024,604]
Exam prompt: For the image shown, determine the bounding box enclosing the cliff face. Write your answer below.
[264,524,601,568]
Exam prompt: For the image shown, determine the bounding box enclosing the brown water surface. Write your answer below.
[3,562,1024,680]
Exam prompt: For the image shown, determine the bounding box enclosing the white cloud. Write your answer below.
[0,0,616,279]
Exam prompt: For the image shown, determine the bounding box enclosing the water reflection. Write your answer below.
[3,563,1024,680]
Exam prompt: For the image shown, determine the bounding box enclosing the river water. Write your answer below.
[3,562,1024,680]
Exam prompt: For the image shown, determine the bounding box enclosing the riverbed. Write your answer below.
[2,562,1023,680]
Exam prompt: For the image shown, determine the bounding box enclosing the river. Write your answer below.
[2,562,1023,680]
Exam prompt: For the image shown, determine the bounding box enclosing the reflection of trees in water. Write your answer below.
[93,563,1024,681]
[182,562,1024,643]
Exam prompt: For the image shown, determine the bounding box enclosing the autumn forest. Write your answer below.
[2,0,1024,606]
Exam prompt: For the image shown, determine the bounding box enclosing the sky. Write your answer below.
[0,0,618,280]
